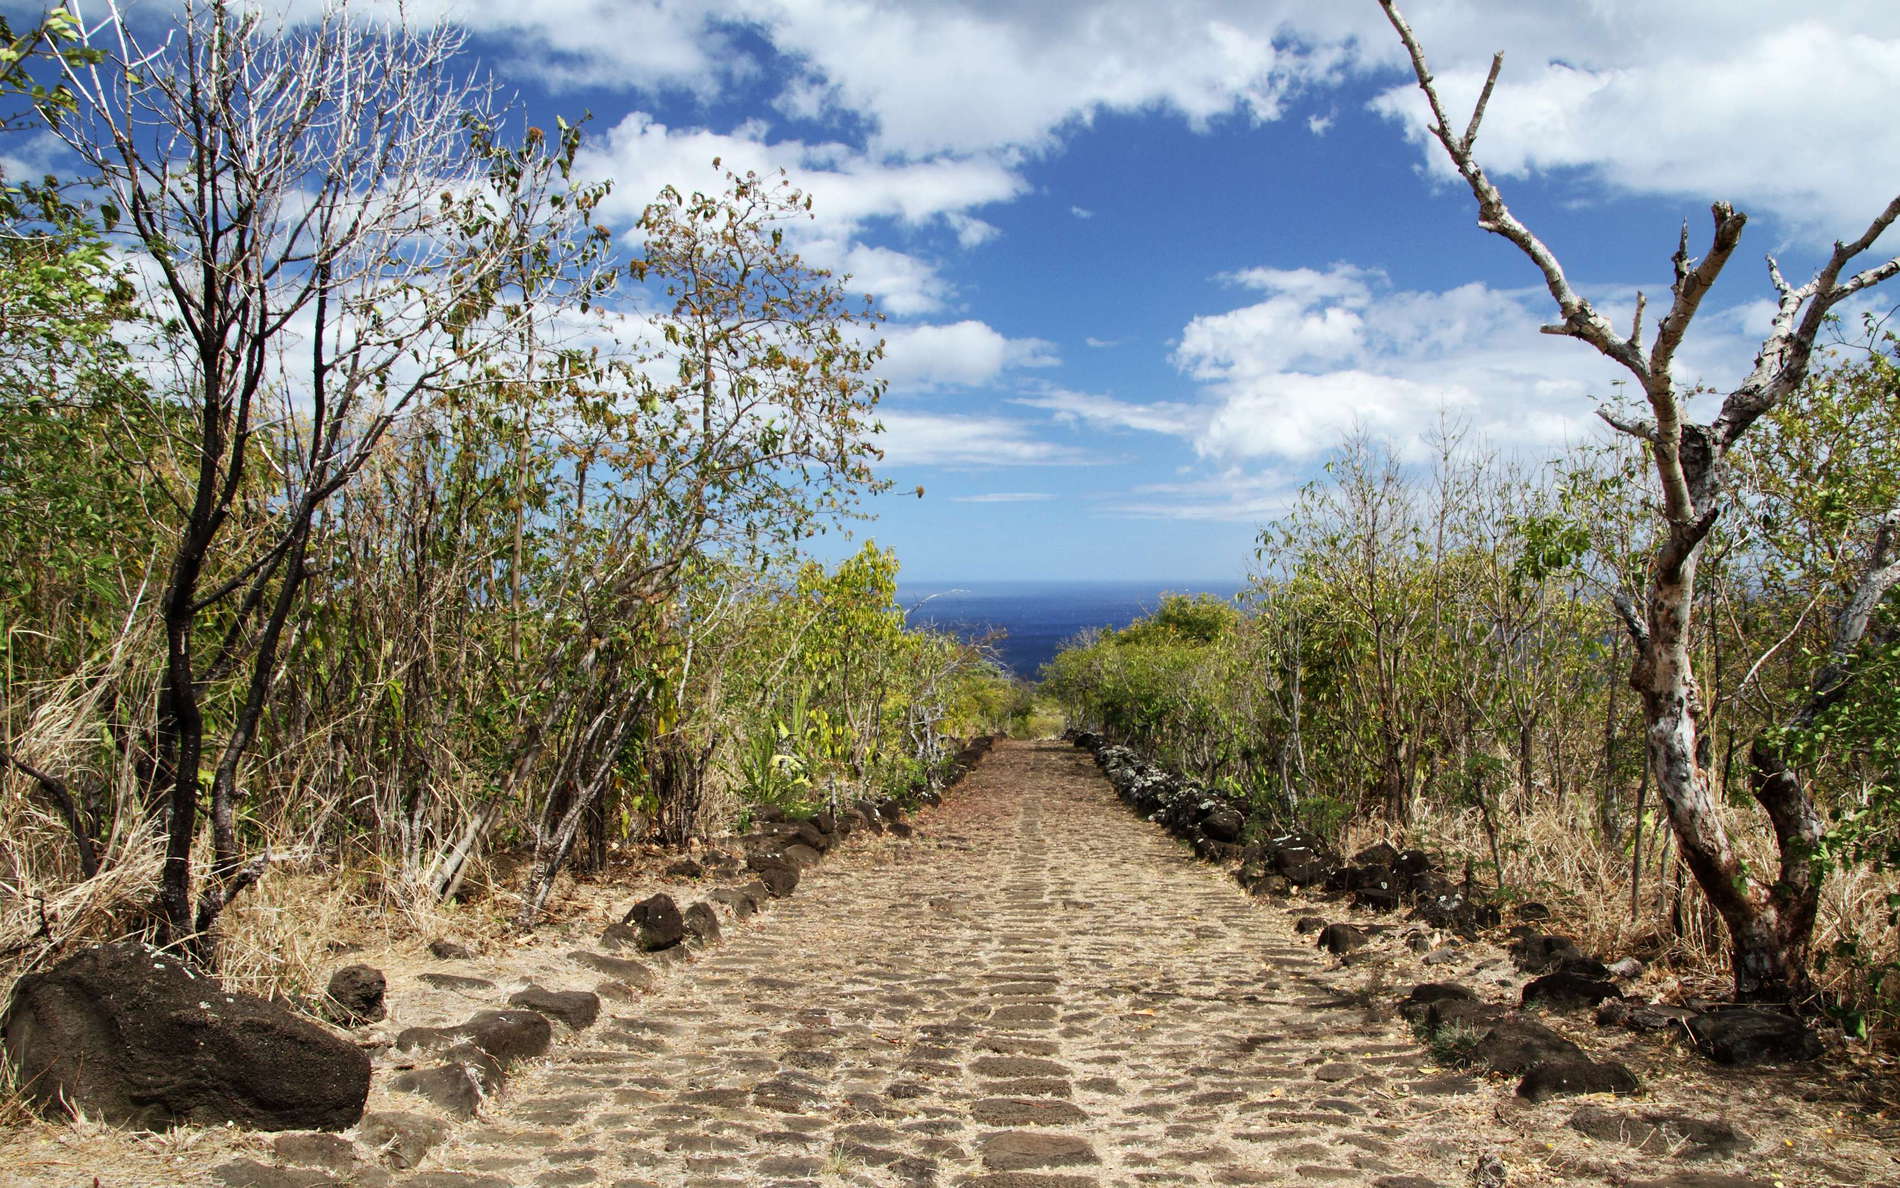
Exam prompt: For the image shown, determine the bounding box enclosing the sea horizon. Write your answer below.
[896,577,1250,679]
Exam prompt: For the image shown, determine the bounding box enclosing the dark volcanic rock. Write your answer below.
[388,1063,484,1118]
[1425,998,1508,1035]
[1466,1017,1587,1074]
[622,893,685,950]
[1201,806,1245,843]
[1511,933,1584,974]
[1353,841,1402,868]
[397,1009,552,1067]
[507,985,600,1030]
[681,901,723,945]
[1684,1007,1823,1065]
[1518,1059,1639,1102]
[1523,971,1622,1011]
[780,842,824,868]
[1293,915,1328,935]
[1317,924,1367,955]
[1398,983,1475,1023]
[358,1110,450,1170]
[748,851,801,896]
[707,883,765,918]
[427,939,474,960]
[0,941,370,1130]
[1596,998,1695,1033]
[322,964,386,1026]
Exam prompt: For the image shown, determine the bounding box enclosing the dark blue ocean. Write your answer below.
[897,580,1248,680]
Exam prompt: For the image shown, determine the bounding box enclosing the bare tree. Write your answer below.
[46,0,613,961]
[1379,0,1900,1001]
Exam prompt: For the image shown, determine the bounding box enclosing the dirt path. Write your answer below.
[388,739,1484,1187]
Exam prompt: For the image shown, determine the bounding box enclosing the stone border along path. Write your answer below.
[296,737,1497,1188]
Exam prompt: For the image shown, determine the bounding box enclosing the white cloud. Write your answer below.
[1084,336,1120,349]
[520,1,1896,248]
[1367,14,1900,239]
[576,113,1028,316]
[879,321,1058,389]
[1015,387,1201,437]
[1174,262,1769,463]
[1070,206,1095,219]
[262,3,1899,254]
[873,411,1089,467]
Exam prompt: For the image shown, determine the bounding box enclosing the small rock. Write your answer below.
[1522,971,1621,1012]
[681,901,722,945]
[1685,1006,1823,1065]
[1467,1018,1586,1074]
[979,1131,1099,1171]
[1293,915,1328,934]
[707,884,762,919]
[427,939,475,960]
[1317,924,1367,955]
[1202,806,1245,843]
[1398,983,1475,1023]
[508,985,600,1030]
[1517,1059,1639,1101]
[1512,902,1552,922]
[396,1009,551,1067]
[663,858,704,878]
[1596,999,1694,1032]
[621,894,685,951]
[1607,956,1644,979]
[322,965,386,1026]
[357,1110,449,1170]
[387,1064,482,1118]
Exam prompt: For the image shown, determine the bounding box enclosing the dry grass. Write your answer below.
[1344,791,1900,1029]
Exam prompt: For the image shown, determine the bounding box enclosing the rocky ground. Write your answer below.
[8,739,1900,1186]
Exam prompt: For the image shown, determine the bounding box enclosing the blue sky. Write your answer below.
[42,0,1900,581]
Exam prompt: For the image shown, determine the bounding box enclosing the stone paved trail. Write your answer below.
[408,740,1482,1187]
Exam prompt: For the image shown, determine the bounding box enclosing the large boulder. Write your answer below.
[1,941,370,1131]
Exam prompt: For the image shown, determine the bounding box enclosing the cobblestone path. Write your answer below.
[408,739,1480,1187]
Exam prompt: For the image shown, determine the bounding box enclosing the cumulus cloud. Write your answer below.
[1173,262,1768,463]
[575,113,1028,315]
[878,321,1059,390]
[1368,20,1900,238]
[477,1,1897,248]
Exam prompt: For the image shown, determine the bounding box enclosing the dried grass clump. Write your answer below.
[1353,792,1900,1027]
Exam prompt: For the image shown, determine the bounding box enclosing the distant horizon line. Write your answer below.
[896,576,1250,587]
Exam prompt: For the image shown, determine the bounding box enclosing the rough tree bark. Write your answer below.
[1380,0,1900,1002]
